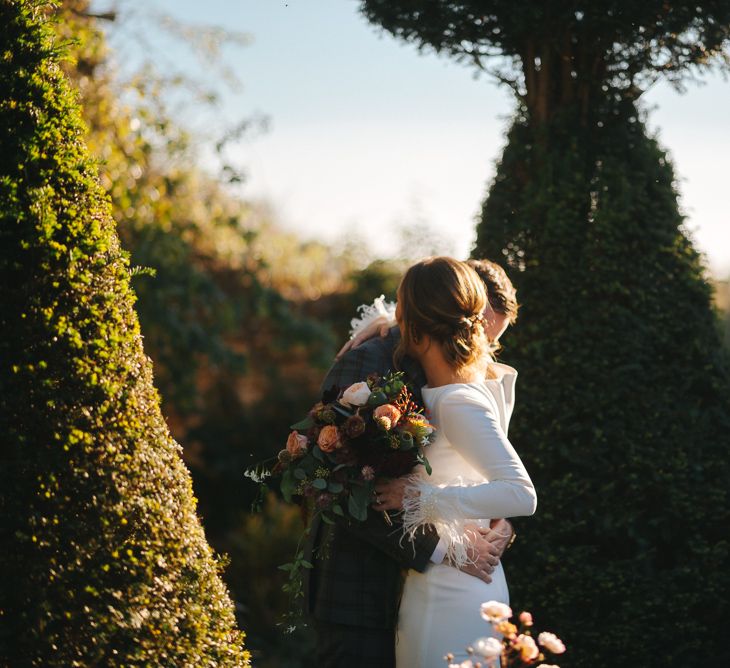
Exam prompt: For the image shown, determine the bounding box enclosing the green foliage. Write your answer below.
[0,1,249,664]
[359,1,730,96]
[474,104,730,666]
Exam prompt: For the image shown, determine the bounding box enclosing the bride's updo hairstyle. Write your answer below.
[396,256,490,371]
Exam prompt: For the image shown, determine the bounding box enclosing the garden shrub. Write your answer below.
[0,2,250,665]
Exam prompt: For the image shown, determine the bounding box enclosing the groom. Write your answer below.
[304,258,519,667]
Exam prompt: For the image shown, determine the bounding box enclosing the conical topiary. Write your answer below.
[0,2,249,665]
[474,103,730,665]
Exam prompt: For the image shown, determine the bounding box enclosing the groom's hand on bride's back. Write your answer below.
[454,523,507,584]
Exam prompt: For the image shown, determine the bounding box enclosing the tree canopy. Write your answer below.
[360,1,730,122]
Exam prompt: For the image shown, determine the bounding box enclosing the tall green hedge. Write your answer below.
[0,2,249,665]
[474,103,730,665]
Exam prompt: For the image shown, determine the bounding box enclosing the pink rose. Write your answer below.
[286,430,308,458]
[519,611,533,626]
[317,425,341,453]
[373,403,402,427]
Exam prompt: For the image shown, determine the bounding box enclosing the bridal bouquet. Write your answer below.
[445,601,566,668]
[246,371,435,620]
[260,370,434,523]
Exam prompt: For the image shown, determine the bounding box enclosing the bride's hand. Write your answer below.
[371,477,411,511]
[336,315,391,359]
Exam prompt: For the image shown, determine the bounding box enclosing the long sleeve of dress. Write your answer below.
[401,386,536,565]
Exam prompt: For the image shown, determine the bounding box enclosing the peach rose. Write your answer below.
[515,634,539,662]
[286,430,308,458]
[538,632,566,655]
[373,403,402,427]
[317,425,341,452]
[340,381,371,407]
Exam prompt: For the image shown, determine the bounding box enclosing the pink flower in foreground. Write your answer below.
[519,611,533,626]
[361,465,375,481]
[538,632,566,654]
[480,600,512,623]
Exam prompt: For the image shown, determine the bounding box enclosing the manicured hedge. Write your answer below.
[0,2,249,664]
[474,103,730,665]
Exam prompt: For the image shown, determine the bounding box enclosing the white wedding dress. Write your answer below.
[395,364,537,668]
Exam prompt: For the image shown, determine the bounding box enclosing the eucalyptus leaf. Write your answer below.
[332,402,355,418]
[348,493,368,522]
[280,468,297,502]
[290,415,315,431]
[347,483,371,522]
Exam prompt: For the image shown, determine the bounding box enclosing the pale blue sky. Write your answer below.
[108,0,729,277]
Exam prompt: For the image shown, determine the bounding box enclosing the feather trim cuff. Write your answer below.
[401,477,474,568]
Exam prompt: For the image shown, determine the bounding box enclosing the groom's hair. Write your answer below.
[466,259,519,324]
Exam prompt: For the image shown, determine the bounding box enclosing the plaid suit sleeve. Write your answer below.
[319,341,440,572]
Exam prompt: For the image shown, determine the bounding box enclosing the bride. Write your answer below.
[368,257,537,667]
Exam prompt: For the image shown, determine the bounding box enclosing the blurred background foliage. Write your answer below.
[52,1,730,666]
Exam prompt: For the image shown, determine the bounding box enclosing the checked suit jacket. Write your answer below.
[303,327,440,630]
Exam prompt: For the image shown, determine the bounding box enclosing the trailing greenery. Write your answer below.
[0,1,249,664]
